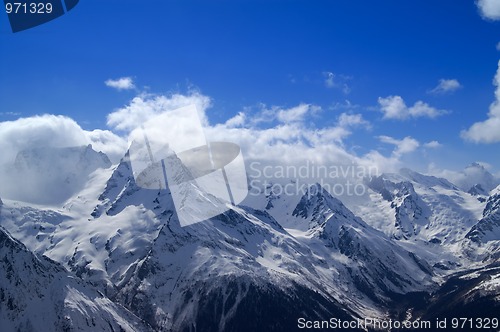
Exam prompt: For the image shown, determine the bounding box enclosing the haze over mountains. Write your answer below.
[0,145,499,331]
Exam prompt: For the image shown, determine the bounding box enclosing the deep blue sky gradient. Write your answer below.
[1,0,499,171]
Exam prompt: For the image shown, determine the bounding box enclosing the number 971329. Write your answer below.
[6,2,53,14]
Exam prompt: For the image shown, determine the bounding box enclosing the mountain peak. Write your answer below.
[292,183,352,228]
[456,162,499,193]
[0,226,152,331]
[467,162,487,170]
[398,168,458,190]
[3,145,112,204]
[468,183,488,196]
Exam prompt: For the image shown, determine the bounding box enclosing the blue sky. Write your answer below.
[1,0,500,174]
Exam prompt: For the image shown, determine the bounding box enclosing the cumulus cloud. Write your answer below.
[429,162,499,192]
[0,91,404,206]
[276,104,319,123]
[107,92,212,132]
[105,77,135,90]
[423,140,442,148]
[461,60,500,143]
[110,91,392,182]
[378,95,448,120]
[239,103,321,126]
[105,92,376,170]
[224,112,246,128]
[206,110,392,186]
[476,0,500,20]
[84,129,128,163]
[429,79,462,94]
[379,135,420,156]
[338,113,371,129]
[0,115,128,203]
[0,115,88,166]
[0,115,127,166]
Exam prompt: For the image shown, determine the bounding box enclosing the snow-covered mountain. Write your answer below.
[362,169,483,247]
[291,184,434,298]
[0,226,151,332]
[115,206,360,331]
[1,146,499,331]
[467,185,500,244]
[449,162,500,194]
[366,175,431,240]
[418,262,500,321]
[1,145,111,205]
[110,181,436,330]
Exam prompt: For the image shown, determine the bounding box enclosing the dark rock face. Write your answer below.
[368,176,431,239]
[467,191,500,244]
[418,263,500,322]
[0,227,151,331]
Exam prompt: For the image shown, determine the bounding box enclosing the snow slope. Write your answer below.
[0,226,151,332]
[0,145,499,331]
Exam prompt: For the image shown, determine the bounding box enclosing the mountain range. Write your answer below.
[0,146,499,331]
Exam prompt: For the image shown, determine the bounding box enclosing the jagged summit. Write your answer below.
[14,144,110,171]
[468,183,488,197]
[366,175,431,240]
[0,159,499,331]
[291,183,357,231]
[466,189,500,245]
[0,226,151,331]
[456,162,499,193]
[399,168,458,190]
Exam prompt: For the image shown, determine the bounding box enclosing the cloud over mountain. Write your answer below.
[461,60,500,143]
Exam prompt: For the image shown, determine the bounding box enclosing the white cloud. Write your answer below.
[496,41,500,51]
[224,112,246,128]
[378,96,406,119]
[461,60,500,143]
[0,92,407,205]
[476,0,500,20]
[429,79,462,94]
[378,95,448,120]
[0,115,128,203]
[211,118,394,179]
[379,135,420,156]
[428,162,499,192]
[0,115,127,166]
[242,103,321,126]
[276,104,318,123]
[423,140,442,148]
[338,113,371,129]
[84,129,128,163]
[107,92,211,132]
[410,101,447,118]
[105,77,135,90]
[462,117,500,143]
[0,115,88,166]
